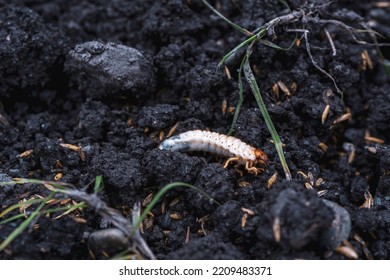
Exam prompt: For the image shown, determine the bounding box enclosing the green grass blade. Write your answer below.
[52,202,86,219]
[131,182,219,236]
[228,54,247,135]
[0,178,73,190]
[258,37,296,51]
[44,203,87,215]
[218,34,257,66]
[243,54,292,181]
[0,198,43,219]
[0,193,54,252]
[0,203,88,226]
[201,0,253,36]
[93,175,104,194]
[0,213,27,226]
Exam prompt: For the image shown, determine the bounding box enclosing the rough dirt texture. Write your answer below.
[0,0,389,260]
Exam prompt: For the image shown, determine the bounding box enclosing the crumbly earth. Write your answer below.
[0,0,389,260]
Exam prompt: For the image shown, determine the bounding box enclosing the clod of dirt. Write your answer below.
[321,199,351,250]
[366,144,390,195]
[23,112,52,138]
[137,104,179,130]
[367,91,390,135]
[233,108,269,147]
[366,144,390,173]
[0,5,67,97]
[256,182,334,250]
[91,148,146,206]
[378,175,390,196]
[1,216,86,259]
[368,200,390,260]
[187,164,235,216]
[212,200,242,234]
[142,0,205,44]
[165,232,245,260]
[76,100,110,141]
[379,146,390,172]
[349,176,369,205]
[185,64,225,99]
[35,137,80,173]
[184,98,214,123]
[0,173,14,205]
[142,149,205,186]
[66,41,156,99]
[351,208,380,234]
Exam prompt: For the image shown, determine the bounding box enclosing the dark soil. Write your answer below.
[0,0,389,260]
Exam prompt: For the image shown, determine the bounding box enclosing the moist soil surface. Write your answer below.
[0,0,389,260]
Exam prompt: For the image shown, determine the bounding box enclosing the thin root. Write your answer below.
[303,30,343,96]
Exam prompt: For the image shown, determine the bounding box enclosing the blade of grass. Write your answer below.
[228,53,246,135]
[258,38,296,51]
[201,0,253,36]
[130,182,219,236]
[3,178,73,190]
[0,198,43,219]
[93,175,104,194]
[44,203,88,215]
[243,48,292,181]
[0,193,54,252]
[0,203,89,226]
[226,34,296,135]
[218,34,258,66]
[0,213,27,226]
[53,202,86,219]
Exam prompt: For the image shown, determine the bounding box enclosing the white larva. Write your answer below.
[159,130,268,175]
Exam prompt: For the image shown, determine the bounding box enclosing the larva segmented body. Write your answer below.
[159,130,268,175]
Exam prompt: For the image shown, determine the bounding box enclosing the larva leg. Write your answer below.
[223,156,241,169]
[245,161,259,176]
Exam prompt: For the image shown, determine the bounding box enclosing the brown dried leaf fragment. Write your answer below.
[267,172,278,189]
[322,104,330,124]
[54,173,63,181]
[18,150,33,158]
[273,217,281,242]
[170,213,183,220]
[335,245,358,259]
[277,80,291,97]
[221,99,228,116]
[241,207,255,216]
[142,193,153,207]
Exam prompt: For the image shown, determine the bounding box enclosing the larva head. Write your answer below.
[254,149,268,165]
[159,139,176,151]
[158,135,181,151]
